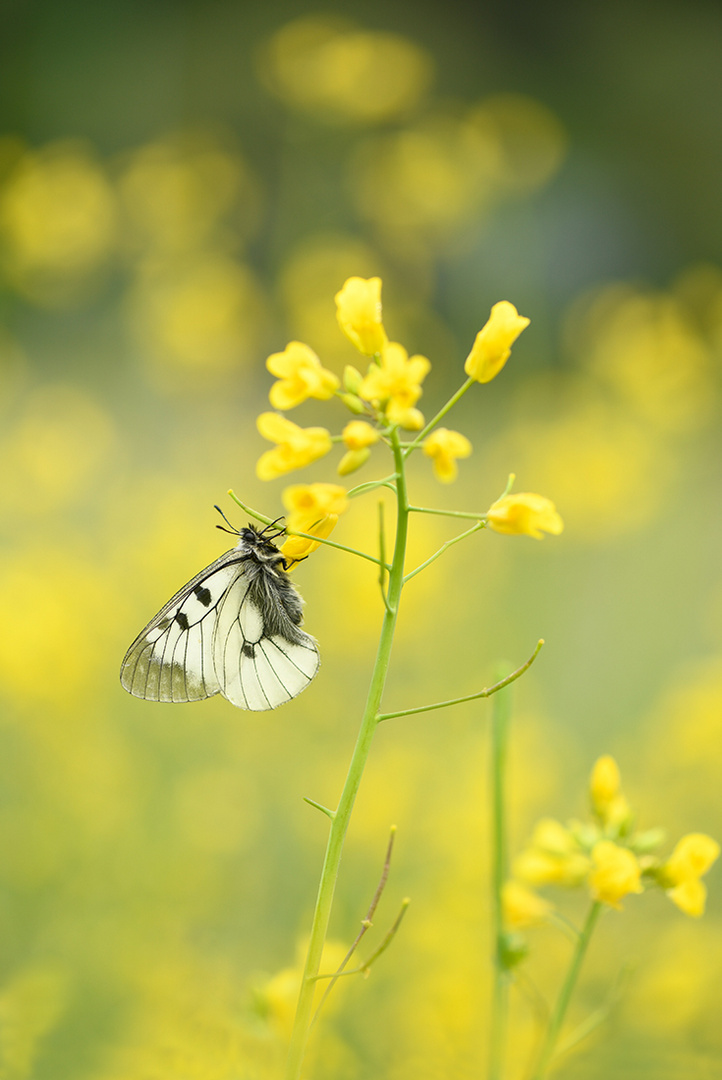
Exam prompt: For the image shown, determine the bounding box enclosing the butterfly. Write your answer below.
[120,516,320,710]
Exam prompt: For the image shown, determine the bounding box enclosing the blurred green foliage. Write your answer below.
[0,1,721,1077]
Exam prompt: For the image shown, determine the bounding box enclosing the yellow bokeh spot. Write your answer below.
[571,284,715,433]
[350,96,565,247]
[468,93,568,193]
[497,393,668,539]
[127,254,267,381]
[0,546,126,705]
[0,384,116,514]
[117,131,261,255]
[261,17,433,124]
[0,141,117,306]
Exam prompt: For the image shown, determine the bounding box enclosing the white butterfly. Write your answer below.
[120,519,320,710]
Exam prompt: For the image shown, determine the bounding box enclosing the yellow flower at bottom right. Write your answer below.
[662,833,719,917]
[589,841,643,909]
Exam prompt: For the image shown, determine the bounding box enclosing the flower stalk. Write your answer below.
[530,901,603,1080]
[283,428,410,1080]
[489,679,512,1080]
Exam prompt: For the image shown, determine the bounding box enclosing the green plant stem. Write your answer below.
[489,679,511,1080]
[377,640,543,722]
[530,901,603,1080]
[403,521,485,583]
[409,505,486,521]
[402,376,475,456]
[284,429,410,1080]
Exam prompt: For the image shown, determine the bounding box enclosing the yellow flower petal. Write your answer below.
[423,428,472,483]
[667,878,708,918]
[342,420,379,450]
[464,300,530,383]
[256,414,332,479]
[590,755,621,807]
[513,819,591,887]
[502,880,553,929]
[280,482,348,565]
[663,833,720,885]
[335,276,388,355]
[589,841,643,909]
[386,404,425,430]
[486,492,563,539]
[280,514,339,568]
[257,411,299,443]
[266,341,339,409]
[282,482,349,528]
[359,341,431,422]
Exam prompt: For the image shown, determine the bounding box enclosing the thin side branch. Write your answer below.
[404,521,485,583]
[346,475,398,498]
[309,827,398,1027]
[227,491,391,569]
[377,640,545,722]
[402,376,475,457]
[313,899,411,982]
[555,961,632,1057]
[303,797,336,820]
[408,505,487,521]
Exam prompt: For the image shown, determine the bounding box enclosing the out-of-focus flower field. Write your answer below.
[1,2,721,1077]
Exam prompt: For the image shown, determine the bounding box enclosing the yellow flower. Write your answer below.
[280,483,347,566]
[486,492,563,539]
[502,881,553,929]
[589,840,643,909]
[589,755,631,830]
[423,428,472,483]
[464,300,530,383]
[282,482,349,530]
[390,406,425,430]
[335,276,388,355]
[256,413,332,480]
[266,341,339,409]
[280,514,338,568]
[342,420,379,450]
[661,833,719,918]
[358,341,430,426]
[258,938,349,1040]
[513,819,591,887]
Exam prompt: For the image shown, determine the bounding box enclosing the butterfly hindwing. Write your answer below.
[212,569,320,711]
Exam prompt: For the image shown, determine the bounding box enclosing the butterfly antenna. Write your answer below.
[260,516,287,538]
[214,505,241,535]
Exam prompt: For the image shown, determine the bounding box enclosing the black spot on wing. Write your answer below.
[175,611,189,630]
[242,643,255,659]
[194,585,212,606]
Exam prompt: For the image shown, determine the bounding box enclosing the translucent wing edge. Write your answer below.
[120,549,248,703]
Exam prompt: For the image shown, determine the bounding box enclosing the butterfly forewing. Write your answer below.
[120,554,243,702]
[120,528,320,710]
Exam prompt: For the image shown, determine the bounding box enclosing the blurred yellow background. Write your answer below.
[1,1,721,1077]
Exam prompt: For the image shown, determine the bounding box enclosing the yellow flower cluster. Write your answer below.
[504,756,718,946]
[253,275,557,557]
